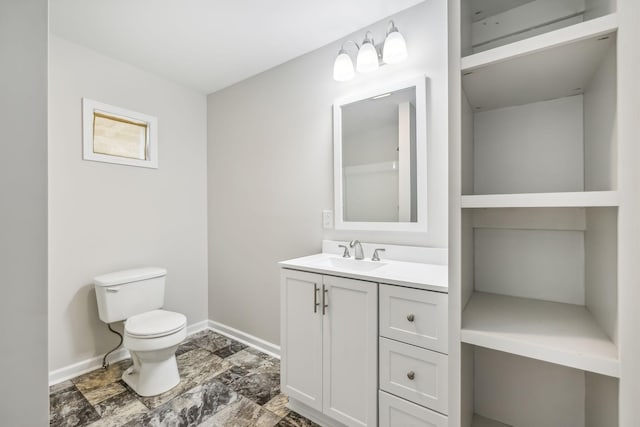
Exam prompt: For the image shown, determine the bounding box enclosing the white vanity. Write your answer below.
[280,241,448,427]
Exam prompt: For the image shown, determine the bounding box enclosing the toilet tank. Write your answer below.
[94,267,167,323]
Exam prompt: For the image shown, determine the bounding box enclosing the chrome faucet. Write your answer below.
[349,240,364,260]
[338,244,350,258]
[372,248,386,261]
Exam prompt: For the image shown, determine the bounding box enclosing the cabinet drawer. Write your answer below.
[379,337,448,414]
[379,391,447,427]
[380,284,448,353]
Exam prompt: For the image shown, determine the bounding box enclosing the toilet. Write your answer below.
[94,267,187,397]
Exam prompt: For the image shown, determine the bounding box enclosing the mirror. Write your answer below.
[333,77,427,231]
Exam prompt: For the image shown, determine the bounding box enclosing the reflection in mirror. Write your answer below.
[333,77,426,232]
[341,87,417,222]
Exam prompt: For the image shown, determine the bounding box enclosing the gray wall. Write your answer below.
[48,36,209,372]
[0,0,49,424]
[207,0,448,345]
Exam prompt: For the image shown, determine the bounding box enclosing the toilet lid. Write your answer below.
[125,309,186,339]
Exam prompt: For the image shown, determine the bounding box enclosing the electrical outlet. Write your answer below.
[322,210,334,229]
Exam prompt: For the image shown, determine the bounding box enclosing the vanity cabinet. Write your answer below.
[280,246,448,427]
[378,283,449,424]
[280,269,378,427]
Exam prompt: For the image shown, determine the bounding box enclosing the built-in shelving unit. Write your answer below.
[463,345,619,427]
[461,205,618,371]
[451,0,624,425]
[462,292,618,377]
[461,33,617,197]
[461,190,619,208]
[461,0,616,57]
[460,14,617,71]
[462,21,616,112]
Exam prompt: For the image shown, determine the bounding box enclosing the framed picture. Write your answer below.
[82,98,158,168]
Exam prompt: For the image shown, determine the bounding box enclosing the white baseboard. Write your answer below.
[48,319,277,386]
[186,319,210,336]
[48,319,210,386]
[208,320,280,359]
[48,347,131,387]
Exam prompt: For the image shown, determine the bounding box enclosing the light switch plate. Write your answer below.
[322,210,334,229]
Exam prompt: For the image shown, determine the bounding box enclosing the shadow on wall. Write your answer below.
[69,284,124,359]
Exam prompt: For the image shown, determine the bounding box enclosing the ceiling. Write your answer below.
[50,0,425,94]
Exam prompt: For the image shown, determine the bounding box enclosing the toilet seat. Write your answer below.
[125,309,186,339]
[124,309,187,353]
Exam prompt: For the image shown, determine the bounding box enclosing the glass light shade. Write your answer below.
[383,30,408,64]
[356,42,379,73]
[333,50,355,81]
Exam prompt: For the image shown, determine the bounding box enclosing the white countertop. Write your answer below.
[279,253,448,293]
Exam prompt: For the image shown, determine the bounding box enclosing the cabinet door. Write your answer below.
[322,276,378,427]
[280,269,323,411]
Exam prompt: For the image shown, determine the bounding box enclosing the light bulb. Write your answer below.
[383,27,407,64]
[356,41,379,73]
[333,49,354,82]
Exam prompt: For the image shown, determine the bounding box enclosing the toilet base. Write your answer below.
[122,352,181,397]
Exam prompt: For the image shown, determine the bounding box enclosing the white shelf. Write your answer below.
[461,292,619,377]
[472,414,511,427]
[461,15,617,111]
[461,191,619,208]
[462,14,617,71]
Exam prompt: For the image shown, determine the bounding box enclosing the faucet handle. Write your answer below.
[338,245,350,258]
[372,248,386,261]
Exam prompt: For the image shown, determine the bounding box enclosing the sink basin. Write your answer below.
[280,250,449,292]
[311,257,387,272]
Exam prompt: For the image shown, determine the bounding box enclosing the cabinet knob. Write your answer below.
[407,371,415,380]
[406,314,415,322]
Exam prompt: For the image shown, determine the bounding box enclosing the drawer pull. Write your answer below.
[407,371,415,380]
[322,285,328,315]
[406,313,415,322]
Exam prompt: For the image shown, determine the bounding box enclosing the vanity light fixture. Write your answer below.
[383,21,408,64]
[356,32,379,73]
[333,20,408,82]
[333,41,358,82]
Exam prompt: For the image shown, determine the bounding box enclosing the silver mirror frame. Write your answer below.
[333,76,427,232]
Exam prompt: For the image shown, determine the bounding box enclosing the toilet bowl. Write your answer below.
[93,267,187,397]
[122,309,187,396]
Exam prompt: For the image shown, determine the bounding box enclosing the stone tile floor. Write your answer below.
[49,330,319,427]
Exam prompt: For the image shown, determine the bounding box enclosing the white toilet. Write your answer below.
[94,267,187,397]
